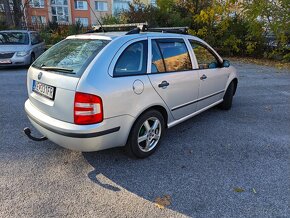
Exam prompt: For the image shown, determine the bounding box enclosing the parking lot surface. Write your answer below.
[0,63,289,217]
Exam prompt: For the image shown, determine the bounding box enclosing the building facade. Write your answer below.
[23,0,113,27]
[23,0,155,27]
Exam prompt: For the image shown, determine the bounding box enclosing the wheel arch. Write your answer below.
[232,78,238,96]
[135,105,169,128]
[126,104,169,144]
[225,77,238,96]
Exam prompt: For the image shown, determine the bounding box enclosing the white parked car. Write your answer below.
[24,25,238,158]
[0,30,45,67]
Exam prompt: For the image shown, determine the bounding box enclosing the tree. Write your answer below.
[1,0,13,26]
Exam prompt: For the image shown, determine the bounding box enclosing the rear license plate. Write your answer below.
[32,80,55,100]
[0,59,12,64]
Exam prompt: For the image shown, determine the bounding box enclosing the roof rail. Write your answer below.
[87,22,189,35]
[91,22,148,33]
[147,27,189,34]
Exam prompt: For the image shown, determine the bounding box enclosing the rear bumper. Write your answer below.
[25,99,135,152]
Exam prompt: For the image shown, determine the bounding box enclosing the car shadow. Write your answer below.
[82,107,241,216]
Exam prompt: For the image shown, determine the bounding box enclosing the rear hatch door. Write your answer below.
[27,37,110,123]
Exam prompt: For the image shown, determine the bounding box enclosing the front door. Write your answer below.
[189,40,229,110]
[148,38,199,120]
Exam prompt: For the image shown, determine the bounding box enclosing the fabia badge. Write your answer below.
[38,72,42,80]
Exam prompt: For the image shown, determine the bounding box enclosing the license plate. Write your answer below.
[0,59,12,64]
[32,80,55,100]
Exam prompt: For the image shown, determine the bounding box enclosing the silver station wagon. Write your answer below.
[24,24,238,158]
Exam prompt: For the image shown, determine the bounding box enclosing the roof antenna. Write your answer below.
[86,0,104,32]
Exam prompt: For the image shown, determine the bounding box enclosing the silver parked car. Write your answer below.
[24,27,238,158]
[0,30,45,67]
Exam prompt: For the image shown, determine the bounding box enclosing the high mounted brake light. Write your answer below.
[74,92,103,125]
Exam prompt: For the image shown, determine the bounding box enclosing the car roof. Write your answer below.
[0,30,36,33]
[67,31,202,41]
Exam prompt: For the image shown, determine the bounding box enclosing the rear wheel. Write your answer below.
[219,82,234,110]
[126,110,165,158]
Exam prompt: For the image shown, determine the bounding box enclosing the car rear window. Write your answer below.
[32,38,110,77]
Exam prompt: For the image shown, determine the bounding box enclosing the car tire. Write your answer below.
[219,82,234,110]
[126,110,165,158]
[30,53,35,65]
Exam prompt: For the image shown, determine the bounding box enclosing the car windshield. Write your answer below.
[32,38,110,77]
[0,32,29,45]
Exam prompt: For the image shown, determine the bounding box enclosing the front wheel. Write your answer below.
[126,110,165,158]
[219,82,234,110]
[30,53,35,65]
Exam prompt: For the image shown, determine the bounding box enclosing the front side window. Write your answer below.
[114,40,148,77]
[0,32,29,45]
[95,1,108,11]
[32,39,110,77]
[152,39,192,73]
[190,41,219,69]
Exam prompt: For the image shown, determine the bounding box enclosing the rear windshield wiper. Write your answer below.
[40,66,75,74]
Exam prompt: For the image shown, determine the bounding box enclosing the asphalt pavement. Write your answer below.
[0,63,289,217]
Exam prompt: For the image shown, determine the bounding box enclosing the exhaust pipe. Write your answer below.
[23,127,48,141]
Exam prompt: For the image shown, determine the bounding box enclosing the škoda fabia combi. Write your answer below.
[24,24,238,158]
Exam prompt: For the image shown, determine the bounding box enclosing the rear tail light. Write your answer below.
[74,92,103,125]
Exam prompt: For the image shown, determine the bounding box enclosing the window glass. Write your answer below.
[0,32,29,45]
[190,41,219,69]
[31,33,39,44]
[95,1,108,11]
[32,39,110,77]
[51,0,69,22]
[154,39,192,72]
[75,1,88,10]
[75,17,89,27]
[151,40,165,73]
[114,40,148,77]
[30,0,45,8]
[32,16,46,24]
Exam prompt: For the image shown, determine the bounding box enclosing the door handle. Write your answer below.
[158,81,170,88]
[200,74,207,80]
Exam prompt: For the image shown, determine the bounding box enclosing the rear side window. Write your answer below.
[152,38,192,73]
[190,41,219,69]
[31,32,43,45]
[114,40,148,77]
[32,39,110,77]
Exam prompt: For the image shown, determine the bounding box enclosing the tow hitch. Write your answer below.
[23,127,48,141]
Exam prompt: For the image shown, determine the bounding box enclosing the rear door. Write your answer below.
[148,37,199,120]
[189,40,229,110]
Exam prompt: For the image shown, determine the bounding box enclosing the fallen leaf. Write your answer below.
[154,195,171,209]
[265,106,272,111]
[233,187,245,193]
[252,188,257,194]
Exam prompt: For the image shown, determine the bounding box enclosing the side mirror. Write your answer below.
[223,60,230,68]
